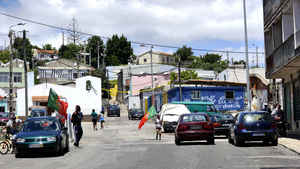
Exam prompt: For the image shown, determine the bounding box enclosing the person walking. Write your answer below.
[71,105,83,147]
[155,114,162,140]
[99,113,105,129]
[91,109,98,131]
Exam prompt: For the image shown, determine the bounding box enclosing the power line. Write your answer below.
[0,11,265,55]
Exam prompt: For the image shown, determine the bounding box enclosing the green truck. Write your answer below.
[171,101,220,115]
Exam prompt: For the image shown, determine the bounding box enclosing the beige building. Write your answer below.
[137,51,176,65]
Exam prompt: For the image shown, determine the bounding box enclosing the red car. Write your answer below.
[0,112,9,126]
[175,113,216,145]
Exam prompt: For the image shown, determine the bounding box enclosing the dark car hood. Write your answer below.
[17,130,59,138]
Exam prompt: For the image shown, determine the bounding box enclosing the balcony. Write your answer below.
[266,34,295,78]
[264,0,288,28]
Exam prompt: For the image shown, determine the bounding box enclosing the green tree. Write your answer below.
[0,50,10,63]
[175,45,193,62]
[13,37,33,68]
[188,53,229,73]
[105,34,133,66]
[170,70,199,84]
[58,43,81,59]
[86,36,104,68]
[43,44,54,50]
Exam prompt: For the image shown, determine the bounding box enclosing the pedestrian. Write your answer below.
[99,113,105,129]
[91,109,98,131]
[71,105,83,147]
[155,114,162,140]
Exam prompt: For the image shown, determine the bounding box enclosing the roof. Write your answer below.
[39,59,93,70]
[177,79,246,86]
[171,101,214,105]
[37,49,58,55]
[137,50,173,59]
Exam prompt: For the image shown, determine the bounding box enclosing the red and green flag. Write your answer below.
[47,88,68,122]
[138,106,157,129]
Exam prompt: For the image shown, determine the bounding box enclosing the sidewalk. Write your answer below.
[279,134,300,154]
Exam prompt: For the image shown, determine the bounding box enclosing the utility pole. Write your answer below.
[256,46,258,68]
[129,63,132,96]
[8,30,14,115]
[97,41,100,69]
[89,48,92,66]
[243,0,252,111]
[226,51,229,64]
[150,46,154,106]
[62,32,64,46]
[178,55,182,101]
[23,30,29,119]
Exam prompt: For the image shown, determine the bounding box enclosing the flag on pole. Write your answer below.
[47,88,68,122]
[138,106,157,129]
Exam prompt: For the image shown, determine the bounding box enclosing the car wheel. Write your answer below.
[0,142,9,155]
[271,138,278,146]
[234,136,243,146]
[228,134,233,144]
[207,136,215,145]
[175,136,181,145]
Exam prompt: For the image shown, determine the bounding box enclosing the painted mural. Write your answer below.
[167,87,245,111]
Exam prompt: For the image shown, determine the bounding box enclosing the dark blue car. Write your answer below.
[107,105,120,117]
[228,111,278,146]
[14,117,69,157]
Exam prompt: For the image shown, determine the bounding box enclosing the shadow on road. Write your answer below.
[214,136,227,139]
[235,142,275,148]
[16,152,66,158]
[178,141,215,146]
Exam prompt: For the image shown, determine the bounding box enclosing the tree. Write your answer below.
[105,34,133,66]
[13,37,33,69]
[86,36,105,69]
[170,70,199,84]
[43,44,54,50]
[0,50,10,63]
[58,43,81,59]
[67,17,82,45]
[189,53,229,73]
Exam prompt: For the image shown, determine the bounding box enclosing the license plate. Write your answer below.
[190,126,202,130]
[252,133,265,136]
[29,144,43,148]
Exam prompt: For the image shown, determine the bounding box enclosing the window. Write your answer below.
[0,72,8,82]
[225,91,234,99]
[144,58,147,62]
[13,72,22,83]
[192,90,201,99]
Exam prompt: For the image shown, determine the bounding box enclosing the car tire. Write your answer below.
[207,136,215,145]
[228,134,233,144]
[271,138,278,146]
[175,136,181,145]
[234,136,243,146]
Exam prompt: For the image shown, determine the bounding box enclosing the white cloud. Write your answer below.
[0,0,264,52]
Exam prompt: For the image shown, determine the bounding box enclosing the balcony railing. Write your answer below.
[266,34,295,78]
[264,0,287,27]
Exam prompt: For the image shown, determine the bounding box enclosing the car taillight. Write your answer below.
[203,123,213,130]
[238,123,245,131]
[271,122,277,129]
[177,125,188,131]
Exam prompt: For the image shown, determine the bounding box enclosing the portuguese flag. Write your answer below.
[47,88,68,122]
[138,106,157,129]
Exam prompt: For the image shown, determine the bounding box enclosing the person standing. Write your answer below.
[155,115,162,140]
[99,113,105,129]
[91,109,98,131]
[71,105,83,147]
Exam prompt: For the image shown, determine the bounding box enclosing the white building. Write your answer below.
[16,76,102,116]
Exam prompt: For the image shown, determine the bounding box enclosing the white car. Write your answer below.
[159,104,191,133]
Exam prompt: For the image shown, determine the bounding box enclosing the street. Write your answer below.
[1,113,300,169]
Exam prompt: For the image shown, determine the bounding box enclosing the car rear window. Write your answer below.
[242,113,271,122]
[182,114,207,123]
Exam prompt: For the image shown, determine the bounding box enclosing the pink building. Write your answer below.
[128,74,170,96]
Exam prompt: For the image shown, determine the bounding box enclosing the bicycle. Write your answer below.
[0,127,14,155]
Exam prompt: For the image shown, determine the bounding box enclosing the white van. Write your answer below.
[159,104,191,132]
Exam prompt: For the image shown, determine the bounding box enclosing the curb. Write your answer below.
[279,143,300,155]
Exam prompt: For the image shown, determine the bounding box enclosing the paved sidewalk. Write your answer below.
[279,135,300,154]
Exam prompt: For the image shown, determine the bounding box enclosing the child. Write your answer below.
[99,113,105,129]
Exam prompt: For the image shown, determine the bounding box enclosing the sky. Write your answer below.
[0,0,265,66]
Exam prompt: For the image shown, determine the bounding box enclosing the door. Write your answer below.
[293,79,300,121]
[284,82,292,124]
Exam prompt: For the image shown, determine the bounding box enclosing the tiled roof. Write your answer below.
[38,49,58,55]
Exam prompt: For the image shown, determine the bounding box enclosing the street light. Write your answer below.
[8,23,26,117]
[243,0,252,111]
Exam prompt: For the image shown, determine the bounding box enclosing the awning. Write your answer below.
[32,96,48,102]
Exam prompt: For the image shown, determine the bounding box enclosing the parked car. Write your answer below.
[14,116,69,157]
[160,104,191,133]
[209,113,234,137]
[175,113,216,145]
[228,111,278,146]
[107,105,120,117]
[128,108,144,120]
[171,101,218,115]
[0,112,9,126]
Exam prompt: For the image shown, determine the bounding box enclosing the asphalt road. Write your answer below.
[1,115,300,169]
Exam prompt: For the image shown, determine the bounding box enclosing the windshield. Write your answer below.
[0,112,8,118]
[110,105,119,109]
[182,114,207,123]
[242,113,272,123]
[22,119,59,132]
